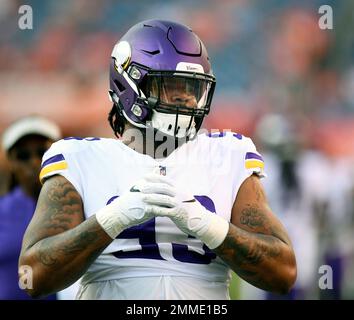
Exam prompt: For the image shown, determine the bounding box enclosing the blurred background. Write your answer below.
[0,0,353,299]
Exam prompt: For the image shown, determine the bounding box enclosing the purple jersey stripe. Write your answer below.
[42,154,65,168]
[245,152,263,162]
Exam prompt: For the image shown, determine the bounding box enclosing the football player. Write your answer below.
[19,20,296,299]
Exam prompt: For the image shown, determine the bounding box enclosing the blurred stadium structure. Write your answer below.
[0,0,353,299]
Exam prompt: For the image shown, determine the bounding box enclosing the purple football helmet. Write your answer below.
[109,20,216,139]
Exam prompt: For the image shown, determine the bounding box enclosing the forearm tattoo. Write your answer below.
[215,216,282,268]
[24,176,111,278]
[36,217,105,269]
[239,204,289,244]
[213,177,293,290]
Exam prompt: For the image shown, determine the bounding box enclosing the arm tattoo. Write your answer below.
[32,176,107,267]
[23,176,83,250]
[32,216,110,292]
[240,205,266,229]
[216,223,282,267]
[42,177,83,233]
[240,176,291,245]
[35,216,105,268]
[212,175,296,292]
[21,176,112,293]
[239,204,289,244]
[213,224,284,291]
[37,247,58,267]
[216,204,288,267]
[214,200,291,289]
[61,229,98,255]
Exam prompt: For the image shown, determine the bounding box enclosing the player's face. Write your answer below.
[149,77,207,109]
[159,78,198,108]
[8,135,52,196]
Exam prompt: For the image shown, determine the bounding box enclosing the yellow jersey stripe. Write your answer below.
[39,161,68,182]
[245,159,264,170]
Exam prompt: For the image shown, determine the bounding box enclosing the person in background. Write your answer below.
[0,115,60,300]
[254,113,319,299]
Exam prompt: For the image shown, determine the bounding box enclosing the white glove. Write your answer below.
[142,176,229,250]
[96,174,176,239]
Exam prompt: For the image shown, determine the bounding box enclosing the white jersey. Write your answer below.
[40,131,264,299]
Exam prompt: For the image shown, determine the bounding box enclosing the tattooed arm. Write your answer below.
[213,174,297,294]
[19,175,113,298]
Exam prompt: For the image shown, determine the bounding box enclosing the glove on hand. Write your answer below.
[96,174,176,239]
[142,175,229,249]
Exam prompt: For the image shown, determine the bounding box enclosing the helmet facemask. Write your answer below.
[142,70,215,139]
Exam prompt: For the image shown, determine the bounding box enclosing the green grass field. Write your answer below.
[229,272,241,300]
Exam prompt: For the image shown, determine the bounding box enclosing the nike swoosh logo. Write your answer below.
[182,199,196,203]
[130,186,141,192]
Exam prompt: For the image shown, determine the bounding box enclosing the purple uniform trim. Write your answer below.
[245,152,263,162]
[42,154,65,168]
[233,133,243,140]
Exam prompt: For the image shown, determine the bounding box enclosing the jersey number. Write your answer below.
[110,196,217,265]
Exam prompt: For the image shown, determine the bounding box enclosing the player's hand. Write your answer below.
[142,175,229,249]
[95,174,176,239]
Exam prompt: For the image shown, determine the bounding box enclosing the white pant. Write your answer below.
[76,276,230,300]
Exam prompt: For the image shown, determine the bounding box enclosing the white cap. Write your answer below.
[2,115,61,152]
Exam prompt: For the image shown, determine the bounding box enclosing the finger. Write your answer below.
[143,194,177,208]
[145,205,175,217]
[143,173,174,186]
[139,182,176,197]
